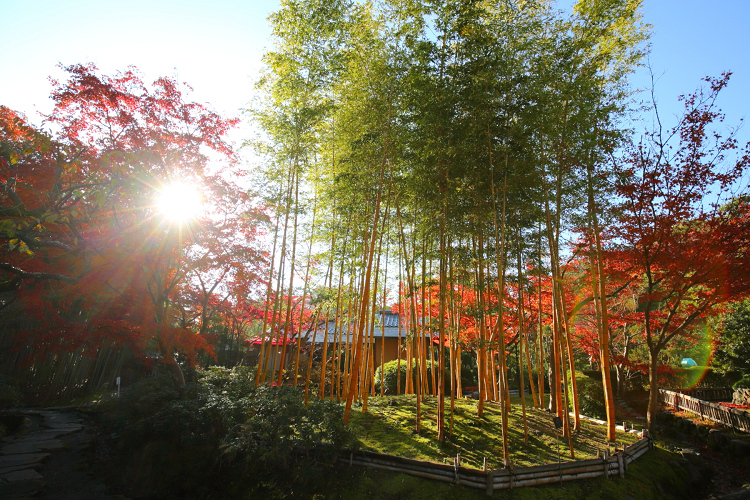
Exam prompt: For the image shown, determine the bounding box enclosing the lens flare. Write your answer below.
[681,323,719,390]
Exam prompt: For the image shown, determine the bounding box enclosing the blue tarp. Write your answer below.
[680,357,698,368]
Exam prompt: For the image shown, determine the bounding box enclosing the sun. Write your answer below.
[156,182,204,223]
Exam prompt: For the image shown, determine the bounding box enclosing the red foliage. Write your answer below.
[1,65,267,371]
[718,402,750,410]
[607,74,750,425]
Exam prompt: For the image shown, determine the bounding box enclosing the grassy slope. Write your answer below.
[326,446,691,500]
[349,395,640,470]
[322,395,694,499]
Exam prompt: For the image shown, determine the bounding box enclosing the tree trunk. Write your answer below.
[647,347,660,432]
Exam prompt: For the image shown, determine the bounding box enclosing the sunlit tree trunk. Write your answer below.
[491,168,510,466]
[296,180,319,390]
[255,185,284,387]
[586,164,617,441]
[343,115,390,423]
[517,237,529,445]
[536,227,546,408]
[278,164,300,385]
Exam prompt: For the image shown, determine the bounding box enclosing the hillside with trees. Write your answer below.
[2,0,750,497]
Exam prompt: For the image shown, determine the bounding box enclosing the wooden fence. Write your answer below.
[674,387,734,402]
[340,433,653,496]
[660,389,750,433]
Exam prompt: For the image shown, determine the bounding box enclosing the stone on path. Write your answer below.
[3,468,45,481]
[0,453,51,469]
[0,477,47,499]
[0,409,86,498]
[0,439,65,455]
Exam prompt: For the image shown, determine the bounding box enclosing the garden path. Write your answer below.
[0,408,115,499]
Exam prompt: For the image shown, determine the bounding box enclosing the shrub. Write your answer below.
[576,375,607,420]
[374,359,449,395]
[223,384,352,461]
[102,366,352,498]
[0,375,22,410]
[733,374,750,389]
[374,359,411,394]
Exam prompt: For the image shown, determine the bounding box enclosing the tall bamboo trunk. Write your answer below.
[364,208,388,411]
[437,205,447,442]
[255,189,283,387]
[490,166,510,466]
[543,196,561,417]
[260,162,295,385]
[296,186,319,389]
[343,115,390,423]
[277,165,301,386]
[586,164,617,441]
[517,240,529,444]
[380,239,390,397]
[536,228,546,408]
[474,235,486,418]
[397,259,403,395]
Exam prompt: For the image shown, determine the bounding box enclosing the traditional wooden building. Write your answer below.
[309,310,430,370]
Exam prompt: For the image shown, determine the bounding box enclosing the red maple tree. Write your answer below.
[1,64,267,390]
[612,73,750,429]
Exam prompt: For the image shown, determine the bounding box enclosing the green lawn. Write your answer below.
[331,397,694,500]
[348,395,641,471]
[328,446,693,500]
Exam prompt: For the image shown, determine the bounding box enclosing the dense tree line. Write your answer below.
[2,0,749,467]
[250,0,750,452]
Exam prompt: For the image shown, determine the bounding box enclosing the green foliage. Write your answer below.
[0,374,22,410]
[669,366,740,389]
[576,374,607,420]
[104,366,352,498]
[374,359,409,394]
[459,349,479,388]
[373,358,449,395]
[733,374,750,389]
[221,385,353,496]
[714,299,750,375]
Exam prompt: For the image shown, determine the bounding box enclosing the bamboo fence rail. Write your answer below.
[673,387,734,402]
[660,389,750,433]
[340,433,653,495]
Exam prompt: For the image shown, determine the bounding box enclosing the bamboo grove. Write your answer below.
[249,0,650,459]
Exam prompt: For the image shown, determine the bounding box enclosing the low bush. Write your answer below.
[102,366,353,498]
[733,374,750,389]
[0,374,22,410]
[374,359,411,394]
[576,375,607,420]
[374,359,450,395]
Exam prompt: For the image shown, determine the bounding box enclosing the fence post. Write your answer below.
[508,464,514,490]
[617,453,625,478]
[486,470,494,497]
[602,449,609,479]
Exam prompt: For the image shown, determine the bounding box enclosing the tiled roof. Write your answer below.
[308,310,427,343]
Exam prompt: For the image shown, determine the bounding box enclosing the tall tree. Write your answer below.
[613,74,750,430]
[1,64,264,390]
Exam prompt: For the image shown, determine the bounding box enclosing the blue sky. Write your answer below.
[1,0,748,150]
